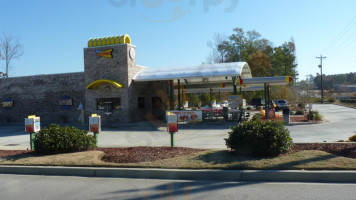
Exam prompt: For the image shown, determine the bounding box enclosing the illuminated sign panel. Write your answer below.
[96,49,112,58]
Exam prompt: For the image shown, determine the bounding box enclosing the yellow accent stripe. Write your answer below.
[86,79,124,89]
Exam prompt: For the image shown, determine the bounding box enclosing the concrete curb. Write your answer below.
[2,165,356,183]
[0,166,242,181]
[333,103,356,110]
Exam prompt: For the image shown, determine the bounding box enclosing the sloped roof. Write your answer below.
[133,62,252,85]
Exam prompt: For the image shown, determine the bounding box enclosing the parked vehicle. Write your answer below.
[221,101,228,107]
[200,105,223,116]
[251,98,265,107]
[274,99,288,110]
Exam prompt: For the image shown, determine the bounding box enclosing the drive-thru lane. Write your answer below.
[288,104,356,143]
[0,104,355,150]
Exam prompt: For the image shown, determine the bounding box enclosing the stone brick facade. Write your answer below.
[84,44,169,123]
[0,73,85,123]
[0,43,169,124]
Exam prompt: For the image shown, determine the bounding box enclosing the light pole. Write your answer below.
[318,64,324,103]
[316,55,326,103]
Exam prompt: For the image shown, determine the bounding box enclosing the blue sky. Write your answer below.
[1,0,356,80]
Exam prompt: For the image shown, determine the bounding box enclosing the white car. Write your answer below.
[275,99,288,110]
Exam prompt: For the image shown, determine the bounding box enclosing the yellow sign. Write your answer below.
[96,49,112,58]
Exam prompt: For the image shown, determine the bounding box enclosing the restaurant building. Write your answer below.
[0,35,254,124]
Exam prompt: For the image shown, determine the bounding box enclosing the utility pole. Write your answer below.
[316,55,326,103]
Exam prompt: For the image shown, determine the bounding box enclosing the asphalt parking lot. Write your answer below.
[0,104,355,150]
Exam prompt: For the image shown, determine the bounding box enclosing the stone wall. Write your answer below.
[84,44,136,123]
[84,44,169,123]
[0,73,85,123]
[0,43,170,124]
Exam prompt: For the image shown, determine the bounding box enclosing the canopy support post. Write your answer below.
[264,83,268,119]
[177,79,181,110]
[232,76,238,95]
[169,80,174,110]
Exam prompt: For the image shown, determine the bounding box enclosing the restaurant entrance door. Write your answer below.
[152,97,164,120]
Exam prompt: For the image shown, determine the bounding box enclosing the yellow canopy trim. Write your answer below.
[86,79,124,89]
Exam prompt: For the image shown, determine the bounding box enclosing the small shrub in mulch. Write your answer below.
[349,134,356,142]
[295,110,305,115]
[99,147,205,163]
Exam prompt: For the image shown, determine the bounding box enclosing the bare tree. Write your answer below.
[207,33,228,64]
[0,34,24,77]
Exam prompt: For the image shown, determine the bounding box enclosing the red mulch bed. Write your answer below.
[2,143,356,164]
[98,147,205,163]
[260,115,320,123]
[0,150,32,157]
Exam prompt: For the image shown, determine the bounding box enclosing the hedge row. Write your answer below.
[340,99,356,103]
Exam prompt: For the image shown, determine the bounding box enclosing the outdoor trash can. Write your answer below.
[223,107,229,120]
[283,108,290,124]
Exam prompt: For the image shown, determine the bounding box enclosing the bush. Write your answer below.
[246,106,252,110]
[225,120,293,157]
[295,110,305,115]
[349,135,356,142]
[326,97,336,103]
[34,124,96,155]
[297,103,305,109]
[340,99,356,104]
[312,111,322,120]
[251,113,261,121]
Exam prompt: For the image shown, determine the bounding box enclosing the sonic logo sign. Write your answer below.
[96,49,112,58]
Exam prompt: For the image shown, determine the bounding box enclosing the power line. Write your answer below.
[327,30,356,57]
[322,14,356,54]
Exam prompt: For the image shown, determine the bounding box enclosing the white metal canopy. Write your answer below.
[174,86,265,94]
[133,62,252,84]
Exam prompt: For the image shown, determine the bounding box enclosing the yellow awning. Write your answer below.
[86,79,124,89]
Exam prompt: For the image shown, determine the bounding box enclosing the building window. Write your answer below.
[97,98,121,113]
[138,97,145,108]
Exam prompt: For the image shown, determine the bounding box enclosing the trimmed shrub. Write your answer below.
[340,99,356,104]
[246,106,252,110]
[295,110,305,115]
[312,111,322,120]
[251,113,261,121]
[225,120,293,157]
[34,124,96,155]
[326,97,336,103]
[297,103,305,109]
[349,134,356,142]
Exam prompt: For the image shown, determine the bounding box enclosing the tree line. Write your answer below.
[310,72,356,90]
[207,27,298,78]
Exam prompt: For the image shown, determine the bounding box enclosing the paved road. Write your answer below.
[0,104,355,150]
[288,104,356,142]
[1,174,356,200]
